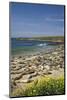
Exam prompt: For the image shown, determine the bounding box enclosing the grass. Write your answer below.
[10,75,65,97]
[15,36,64,42]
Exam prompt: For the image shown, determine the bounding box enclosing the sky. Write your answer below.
[10,2,65,38]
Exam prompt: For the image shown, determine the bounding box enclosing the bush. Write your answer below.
[11,75,65,97]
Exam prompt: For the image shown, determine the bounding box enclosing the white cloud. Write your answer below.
[45,17,64,22]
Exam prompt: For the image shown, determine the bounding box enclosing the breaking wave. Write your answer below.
[37,43,47,46]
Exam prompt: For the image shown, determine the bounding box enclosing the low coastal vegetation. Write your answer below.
[15,36,64,42]
[11,75,64,97]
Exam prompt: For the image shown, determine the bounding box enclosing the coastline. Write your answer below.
[10,44,64,96]
[11,37,64,57]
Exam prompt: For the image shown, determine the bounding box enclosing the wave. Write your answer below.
[37,43,46,46]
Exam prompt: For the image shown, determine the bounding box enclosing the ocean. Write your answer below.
[11,38,58,56]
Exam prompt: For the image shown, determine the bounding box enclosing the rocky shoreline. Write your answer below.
[10,44,64,92]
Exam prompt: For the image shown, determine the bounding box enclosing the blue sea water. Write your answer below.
[11,38,57,56]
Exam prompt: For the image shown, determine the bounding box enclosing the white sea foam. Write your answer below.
[37,43,46,46]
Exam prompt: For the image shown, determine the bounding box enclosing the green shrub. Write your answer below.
[11,76,65,97]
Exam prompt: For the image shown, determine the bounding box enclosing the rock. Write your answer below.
[50,66,55,70]
[18,56,22,59]
[52,52,58,55]
[42,69,47,74]
[25,68,35,74]
[23,74,32,80]
[47,71,52,74]
[57,65,61,68]
[44,65,50,70]
[34,60,40,66]
[32,65,37,69]
[11,60,14,62]
[54,66,59,70]
[60,62,64,68]
[28,63,32,67]
[15,66,22,70]
[11,65,16,68]
[62,63,64,68]
[21,64,26,68]
[11,62,16,65]
[19,79,31,83]
[18,61,25,64]
[39,65,44,70]
[11,73,23,80]
[38,71,43,75]
[36,56,42,62]
[31,72,38,77]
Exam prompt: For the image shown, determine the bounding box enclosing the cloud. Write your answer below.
[45,16,64,22]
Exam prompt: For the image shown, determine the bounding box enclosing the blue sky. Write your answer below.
[10,2,64,37]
